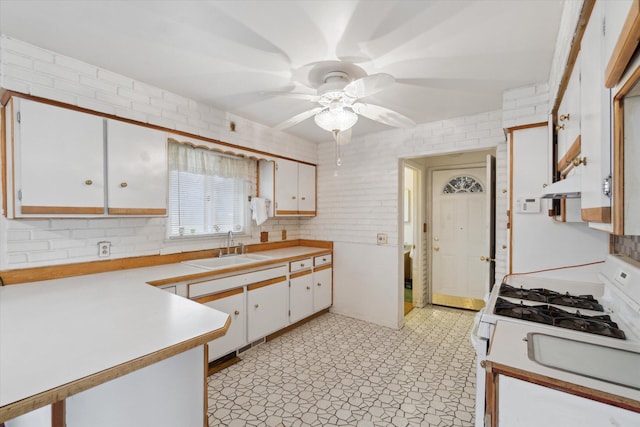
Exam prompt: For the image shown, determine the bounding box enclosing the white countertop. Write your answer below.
[0,244,330,415]
[0,279,229,410]
[487,321,640,402]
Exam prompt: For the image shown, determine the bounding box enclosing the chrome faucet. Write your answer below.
[226,230,234,255]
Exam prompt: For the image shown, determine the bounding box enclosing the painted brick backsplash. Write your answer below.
[0,35,312,269]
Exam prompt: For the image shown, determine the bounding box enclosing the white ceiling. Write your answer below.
[0,0,565,142]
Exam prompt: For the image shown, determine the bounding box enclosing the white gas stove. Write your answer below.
[471,254,640,427]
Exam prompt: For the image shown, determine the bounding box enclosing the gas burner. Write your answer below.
[498,284,546,302]
[499,283,605,311]
[555,318,626,339]
[547,294,604,311]
[493,298,626,340]
[494,298,553,324]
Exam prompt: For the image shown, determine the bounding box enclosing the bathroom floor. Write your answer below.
[207,306,477,426]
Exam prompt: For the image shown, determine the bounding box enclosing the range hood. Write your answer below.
[541,174,581,199]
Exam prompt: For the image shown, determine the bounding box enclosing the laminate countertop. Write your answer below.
[0,245,331,421]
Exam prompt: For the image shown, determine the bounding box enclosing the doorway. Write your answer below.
[403,166,419,316]
[402,149,496,313]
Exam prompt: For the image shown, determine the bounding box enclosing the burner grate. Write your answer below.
[494,298,626,340]
[499,283,604,311]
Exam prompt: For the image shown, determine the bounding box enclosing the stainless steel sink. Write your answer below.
[527,332,640,390]
[182,253,272,270]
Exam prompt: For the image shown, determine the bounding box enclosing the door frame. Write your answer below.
[402,162,423,312]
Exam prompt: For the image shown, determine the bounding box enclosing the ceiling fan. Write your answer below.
[271,62,416,145]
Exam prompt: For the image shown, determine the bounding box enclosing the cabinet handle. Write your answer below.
[306,286,310,290]
[234,310,240,315]
[301,197,306,200]
[322,258,327,262]
[559,113,570,121]
[301,263,305,267]
[85,179,93,185]
[317,283,321,287]
[292,196,296,200]
[254,304,259,309]
[555,124,565,131]
[120,182,128,188]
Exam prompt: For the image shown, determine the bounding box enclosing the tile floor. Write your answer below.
[208,305,477,427]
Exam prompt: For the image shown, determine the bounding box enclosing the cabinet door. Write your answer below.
[107,120,167,215]
[274,159,299,214]
[580,1,613,227]
[313,267,332,312]
[557,58,581,161]
[195,289,246,362]
[247,279,288,342]
[16,99,105,215]
[289,271,313,323]
[297,163,316,214]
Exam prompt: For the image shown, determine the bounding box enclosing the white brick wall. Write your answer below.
[502,83,551,129]
[299,110,509,288]
[0,35,313,269]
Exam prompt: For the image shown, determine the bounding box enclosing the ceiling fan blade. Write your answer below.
[352,103,415,128]
[344,73,395,98]
[275,107,323,130]
[264,91,320,102]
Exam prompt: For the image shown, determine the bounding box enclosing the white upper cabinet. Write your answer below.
[14,98,105,215]
[106,119,167,215]
[274,158,299,213]
[258,158,317,217]
[6,98,167,217]
[580,1,613,227]
[557,56,581,162]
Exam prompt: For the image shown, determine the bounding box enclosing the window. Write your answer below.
[168,141,255,238]
[442,175,484,194]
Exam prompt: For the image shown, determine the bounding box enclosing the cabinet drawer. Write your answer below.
[314,254,332,267]
[290,258,312,272]
[188,265,287,298]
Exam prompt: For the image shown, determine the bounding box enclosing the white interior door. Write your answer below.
[431,167,487,310]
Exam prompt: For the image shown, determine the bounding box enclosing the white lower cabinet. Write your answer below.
[289,271,313,323]
[247,278,289,342]
[194,289,246,362]
[313,267,332,312]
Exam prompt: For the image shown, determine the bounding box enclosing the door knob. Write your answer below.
[433,246,439,251]
[480,256,495,262]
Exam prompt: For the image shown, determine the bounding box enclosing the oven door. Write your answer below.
[471,310,489,427]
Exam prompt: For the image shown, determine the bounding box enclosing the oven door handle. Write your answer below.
[470,309,485,350]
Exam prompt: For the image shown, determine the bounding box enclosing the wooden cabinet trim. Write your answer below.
[21,206,105,215]
[551,0,596,115]
[557,135,582,173]
[247,276,286,291]
[605,0,640,88]
[275,209,299,215]
[488,361,640,414]
[314,264,332,272]
[1,104,7,218]
[0,240,332,285]
[107,208,167,215]
[581,207,611,223]
[193,287,243,304]
[290,270,312,279]
[3,91,316,167]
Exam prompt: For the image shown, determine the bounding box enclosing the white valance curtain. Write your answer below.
[168,140,254,179]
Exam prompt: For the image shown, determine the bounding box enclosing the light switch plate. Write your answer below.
[377,233,388,245]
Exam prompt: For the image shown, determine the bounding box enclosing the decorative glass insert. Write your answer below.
[443,175,484,194]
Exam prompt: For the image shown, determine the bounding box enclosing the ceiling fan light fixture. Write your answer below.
[314,108,358,132]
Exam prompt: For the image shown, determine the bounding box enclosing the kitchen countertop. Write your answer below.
[0,244,331,421]
[486,321,640,403]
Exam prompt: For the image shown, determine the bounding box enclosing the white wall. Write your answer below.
[300,112,506,328]
[0,36,317,269]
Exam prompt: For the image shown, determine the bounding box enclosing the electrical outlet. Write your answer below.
[98,241,111,257]
[377,233,388,245]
